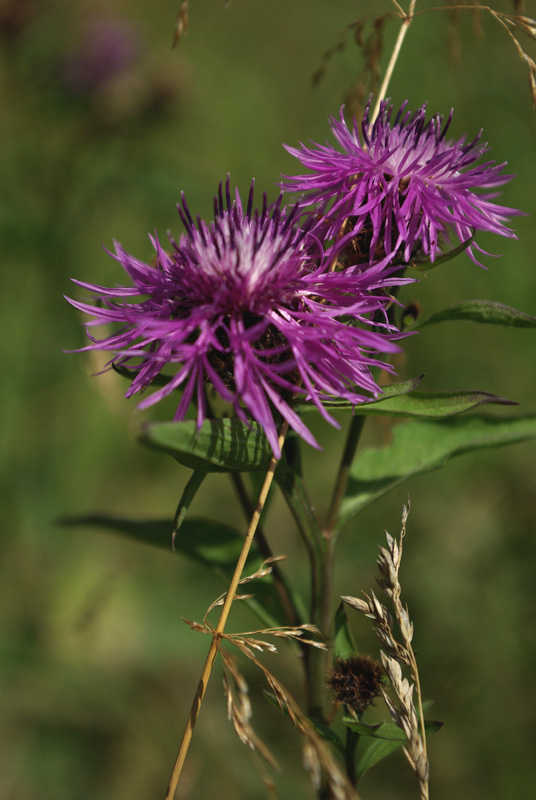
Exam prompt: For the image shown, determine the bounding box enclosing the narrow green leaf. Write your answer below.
[140,418,272,472]
[334,602,359,660]
[406,232,475,271]
[343,719,406,741]
[172,470,207,548]
[296,376,423,413]
[308,718,345,753]
[340,414,536,528]
[353,389,516,418]
[62,515,288,628]
[415,299,536,330]
[301,384,515,418]
[343,717,442,740]
[112,363,172,387]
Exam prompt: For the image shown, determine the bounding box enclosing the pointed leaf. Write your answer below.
[172,469,207,548]
[340,414,536,528]
[353,389,516,418]
[343,717,442,739]
[415,299,536,330]
[113,363,172,387]
[296,376,423,413]
[352,718,441,777]
[334,602,359,660]
[62,515,289,628]
[355,736,405,777]
[343,719,406,741]
[140,418,272,472]
[407,232,476,271]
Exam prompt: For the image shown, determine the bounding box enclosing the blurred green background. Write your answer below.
[1,1,536,798]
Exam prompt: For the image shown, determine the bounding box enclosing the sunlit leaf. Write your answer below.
[414,299,536,330]
[297,376,423,413]
[340,414,536,528]
[140,418,272,472]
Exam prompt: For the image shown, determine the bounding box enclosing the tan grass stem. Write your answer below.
[370,0,418,125]
[164,422,289,800]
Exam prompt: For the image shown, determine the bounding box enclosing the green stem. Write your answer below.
[324,415,367,540]
[344,727,360,787]
[276,439,329,722]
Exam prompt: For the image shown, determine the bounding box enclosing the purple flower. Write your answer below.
[67,180,407,457]
[62,18,142,94]
[282,99,521,267]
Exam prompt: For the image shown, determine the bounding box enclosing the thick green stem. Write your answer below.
[276,439,330,722]
[324,415,367,540]
[344,727,360,787]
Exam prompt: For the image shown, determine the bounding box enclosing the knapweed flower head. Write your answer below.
[283,98,521,267]
[67,179,407,457]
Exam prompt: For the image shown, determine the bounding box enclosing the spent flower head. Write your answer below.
[67,179,408,457]
[283,98,521,267]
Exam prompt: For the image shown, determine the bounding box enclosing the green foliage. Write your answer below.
[310,387,516,418]
[334,602,359,660]
[140,418,273,472]
[407,232,476,271]
[415,299,536,329]
[63,514,290,628]
[340,414,536,528]
[343,718,442,778]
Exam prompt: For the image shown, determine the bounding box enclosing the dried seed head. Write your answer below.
[327,655,384,711]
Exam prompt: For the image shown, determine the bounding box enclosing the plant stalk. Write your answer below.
[164,422,289,800]
[370,0,418,125]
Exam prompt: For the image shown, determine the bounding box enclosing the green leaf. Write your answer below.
[62,515,288,628]
[354,389,516,418]
[334,602,359,660]
[355,736,405,777]
[406,232,476,271]
[340,414,536,528]
[351,718,442,777]
[140,418,272,472]
[343,718,442,740]
[172,470,207,547]
[112,362,172,387]
[415,299,536,330]
[296,376,423,413]
[343,719,406,741]
[301,383,515,418]
[308,718,345,753]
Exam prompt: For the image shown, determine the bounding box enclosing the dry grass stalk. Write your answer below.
[164,425,288,800]
[311,10,398,119]
[228,637,362,800]
[183,575,358,799]
[172,1,188,47]
[343,501,430,800]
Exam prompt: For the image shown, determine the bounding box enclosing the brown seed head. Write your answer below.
[327,655,384,711]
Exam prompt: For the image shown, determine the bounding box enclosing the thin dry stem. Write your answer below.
[164,423,289,800]
[370,0,418,124]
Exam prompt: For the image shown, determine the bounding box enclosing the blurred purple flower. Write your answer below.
[62,18,142,94]
[67,180,408,457]
[282,99,521,267]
